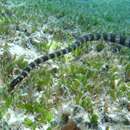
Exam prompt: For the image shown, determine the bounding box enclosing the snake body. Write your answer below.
[10,33,130,90]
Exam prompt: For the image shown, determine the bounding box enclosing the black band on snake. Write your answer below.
[9,33,130,91]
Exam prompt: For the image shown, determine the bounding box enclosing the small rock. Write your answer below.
[61,120,80,130]
[127,103,130,111]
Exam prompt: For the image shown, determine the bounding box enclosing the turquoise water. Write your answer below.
[0,0,130,130]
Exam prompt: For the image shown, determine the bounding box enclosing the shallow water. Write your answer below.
[0,0,130,130]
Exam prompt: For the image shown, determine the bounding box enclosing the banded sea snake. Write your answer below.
[9,33,130,91]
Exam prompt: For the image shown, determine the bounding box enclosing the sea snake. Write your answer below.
[9,33,130,91]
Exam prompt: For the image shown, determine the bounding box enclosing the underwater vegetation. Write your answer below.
[0,0,130,130]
